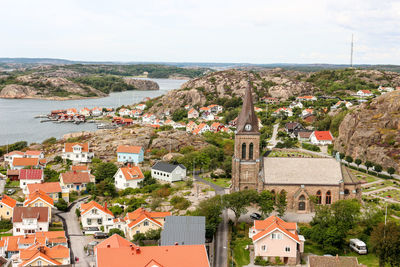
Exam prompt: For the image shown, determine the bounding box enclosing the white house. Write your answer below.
[296,96,317,102]
[24,150,45,159]
[91,107,103,116]
[310,131,334,145]
[186,121,197,133]
[193,123,210,135]
[12,207,49,235]
[201,112,215,121]
[19,169,44,194]
[188,108,199,119]
[208,104,223,114]
[301,109,314,117]
[3,151,25,166]
[119,108,132,117]
[378,86,394,93]
[356,90,373,97]
[10,158,43,170]
[151,162,186,182]
[331,101,353,110]
[289,101,303,109]
[114,165,145,190]
[62,142,94,163]
[273,108,293,117]
[80,201,114,233]
[116,145,144,164]
[142,113,156,124]
[135,103,146,110]
[79,108,91,116]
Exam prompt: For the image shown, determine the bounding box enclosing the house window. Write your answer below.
[241,143,246,159]
[16,228,20,232]
[97,219,102,225]
[344,189,350,195]
[87,219,92,225]
[326,191,332,204]
[144,221,149,226]
[285,246,291,252]
[271,233,282,239]
[261,245,267,251]
[0,204,3,208]
[136,230,140,234]
[6,211,9,215]
[92,209,97,214]
[249,143,254,160]
[316,191,322,204]
[37,260,42,266]
[298,195,306,211]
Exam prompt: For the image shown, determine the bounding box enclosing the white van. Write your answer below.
[349,238,367,254]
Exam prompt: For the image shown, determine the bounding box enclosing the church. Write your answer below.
[231,84,361,213]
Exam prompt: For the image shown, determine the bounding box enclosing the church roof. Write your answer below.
[263,158,343,185]
[236,81,259,134]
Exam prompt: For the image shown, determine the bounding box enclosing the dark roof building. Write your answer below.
[152,162,186,173]
[308,255,365,267]
[160,216,206,246]
[12,207,49,223]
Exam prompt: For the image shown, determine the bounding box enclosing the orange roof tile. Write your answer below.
[5,151,25,157]
[254,216,297,231]
[0,194,17,208]
[95,234,136,250]
[120,166,144,181]
[252,217,300,243]
[24,190,54,207]
[12,158,39,167]
[27,182,62,194]
[125,208,170,228]
[61,171,91,184]
[117,145,143,154]
[313,131,333,141]
[71,165,89,172]
[64,142,89,153]
[80,201,113,217]
[25,150,42,156]
[0,232,66,252]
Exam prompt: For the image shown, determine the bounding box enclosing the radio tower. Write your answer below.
[350,34,354,68]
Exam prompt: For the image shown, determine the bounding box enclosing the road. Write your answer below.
[194,175,228,267]
[0,178,5,194]
[267,123,279,149]
[56,197,91,267]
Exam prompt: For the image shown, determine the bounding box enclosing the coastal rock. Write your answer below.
[334,90,400,173]
[0,84,38,98]
[123,78,159,90]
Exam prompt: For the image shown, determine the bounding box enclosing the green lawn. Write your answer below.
[232,237,252,267]
[379,189,400,201]
[268,150,318,158]
[363,181,395,192]
[6,180,19,187]
[350,169,379,183]
[203,177,231,188]
[0,233,12,238]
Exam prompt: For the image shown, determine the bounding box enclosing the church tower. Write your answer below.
[231,81,261,192]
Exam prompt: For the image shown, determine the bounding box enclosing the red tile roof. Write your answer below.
[64,142,89,153]
[313,131,333,141]
[24,190,54,207]
[4,151,25,157]
[19,169,43,180]
[25,150,42,156]
[117,145,143,154]
[252,218,300,243]
[96,244,210,267]
[61,171,91,184]
[6,169,19,176]
[0,231,66,252]
[120,166,144,181]
[360,90,371,94]
[254,216,297,231]
[80,201,113,217]
[12,158,39,167]
[0,195,17,208]
[125,208,171,229]
[71,165,89,172]
[12,207,49,223]
[95,234,136,250]
[27,182,62,194]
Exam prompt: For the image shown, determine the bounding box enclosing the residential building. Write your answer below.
[151,162,186,182]
[301,108,314,117]
[66,108,77,115]
[285,122,304,137]
[3,151,24,166]
[310,131,334,145]
[188,108,199,119]
[24,190,55,218]
[119,108,131,117]
[297,131,313,142]
[141,113,156,124]
[289,101,303,109]
[210,122,224,132]
[161,216,205,246]
[60,171,94,192]
[186,121,197,133]
[95,234,210,267]
[79,107,91,116]
[10,158,43,170]
[263,97,280,104]
[12,207,49,235]
[71,165,90,173]
[356,90,373,97]
[91,107,103,116]
[19,169,44,194]
[135,103,146,110]
[114,165,144,190]
[124,208,171,240]
[24,151,44,159]
[0,195,17,220]
[332,100,353,110]
[6,170,19,181]
[62,142,94,163]
[249,216,305,265]
[80,201,114,233]
[131,109,142,118]
[201,112,215,121]
[296,95,317,102]
[116,145,144,164]
[173,122,186,129]
[184,104,190,110]
[208,104,223,114]
[193,123,210,135]
[27,182,67,203]
[273,107,293,117]
[308,255,365,267]
[303,114,316,124]
[16,244,70,266]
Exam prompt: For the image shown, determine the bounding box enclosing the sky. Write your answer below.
[1,0,399,64]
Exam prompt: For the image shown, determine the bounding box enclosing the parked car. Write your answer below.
[6,189,15,195]
[94,232,108,239]
[349,238,367,254]
[250,213,262,220]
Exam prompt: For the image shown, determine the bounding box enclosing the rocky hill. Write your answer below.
[123,78,159,90]
[334,90,400,173]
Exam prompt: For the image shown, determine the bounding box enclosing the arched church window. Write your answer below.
[249,143,254,160]
[241,143,246,159]
[298,195,306,211]
[326,191,332,204]
[316,190,322,204]
[344,189,349,195]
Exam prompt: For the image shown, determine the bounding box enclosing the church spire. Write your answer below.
[236,80,259,134]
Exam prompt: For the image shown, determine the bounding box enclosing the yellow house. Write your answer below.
[0,195,17,220]
[26,182,70,203]
[124,208,171,240]
[24,190,54,219]
[19,244,70,266]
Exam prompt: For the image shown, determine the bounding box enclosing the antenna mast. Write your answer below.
[350,34,354,68]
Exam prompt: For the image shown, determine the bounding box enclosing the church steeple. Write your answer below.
[236,81,259,134]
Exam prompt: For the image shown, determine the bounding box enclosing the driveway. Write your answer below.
[56,197,93,267]
[0,178,5,194]
[267,123,279,149]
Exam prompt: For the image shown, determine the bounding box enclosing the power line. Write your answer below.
[350,34,354,68]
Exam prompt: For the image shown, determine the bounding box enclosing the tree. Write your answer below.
[355,158,362,169]
[93,162,118,182]
[109,205,124,216]
[345,156,353,165]
[55,199,68,212]
[171,108,188,121]
[108,228,125,238]
[275,191,287,217]
[365,161,373,173]
[145,228,161,240]
[370,222,400,267]
[374,164,383,174]
[223,191,249,225]
[257,191,275,218]
[192,195,223,238]
[339,153,345,161]
[387,167,396,178]
[75,208,81,218]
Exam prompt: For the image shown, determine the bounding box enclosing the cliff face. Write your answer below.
[334,90,400,173]
[0,84,38,98]
[148,69,315,115]
[123,78,159,90]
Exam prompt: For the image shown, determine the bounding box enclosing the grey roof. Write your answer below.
[263,157,343,185]
[152,162,186,173]
[160,216,205,246]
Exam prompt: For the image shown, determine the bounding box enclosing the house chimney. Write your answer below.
[136,247,140,254]
[104,202,107,210]
[73,170,77,175]
[174,242,178,246]
[107,244,110,248]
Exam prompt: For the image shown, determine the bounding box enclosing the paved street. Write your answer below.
[0,178,5,194]
[56,197,92,267]
[267,123,279,149]
[194,175,228,267]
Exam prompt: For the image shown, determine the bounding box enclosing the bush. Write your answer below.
[254,256,269,266]
[75,208,81,217]
[170,196,191,210]
[108,228,125,238]
[0,219,13,231]
[54,155,63,163]
[43,137,57,145]
[301,142,321,152]
[55,199,68,211]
